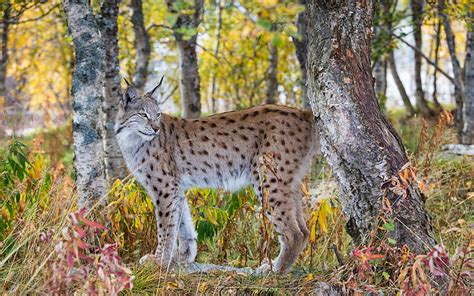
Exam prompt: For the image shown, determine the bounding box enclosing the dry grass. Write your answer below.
[0,115,472,294]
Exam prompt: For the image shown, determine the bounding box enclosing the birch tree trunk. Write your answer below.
[439,0,465,135]
[411,0,434,116]
[462,10,474,145]
[388,51,416,117]
[264,43,278,104]
[130,0,150,93]
[167,0,203,119]
[98,0,127,182]
[293,0,310,110]
[63,0,108,207]
[306,0,435,253]
[0,1,10,102]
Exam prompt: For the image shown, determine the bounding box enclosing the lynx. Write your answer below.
[115,81,318,273]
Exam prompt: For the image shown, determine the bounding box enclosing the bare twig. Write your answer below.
[157,84,178,106]
[331,243,344,266]
[146,23,172,32]
[389,32,455,83]
[14,4,59,24]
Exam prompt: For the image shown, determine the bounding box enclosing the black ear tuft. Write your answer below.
[122,86,140,108]
[147,76,165,98]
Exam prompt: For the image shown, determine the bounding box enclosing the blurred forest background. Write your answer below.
[0,0,470,134]
[0,0,473,294]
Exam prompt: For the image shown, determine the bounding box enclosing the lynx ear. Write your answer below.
[146,76,165,98]
[122,79,140,107]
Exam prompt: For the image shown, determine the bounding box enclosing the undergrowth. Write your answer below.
[0,114,472,294]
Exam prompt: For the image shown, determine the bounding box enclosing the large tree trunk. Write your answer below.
[64,0,108,207]
[411,0,434,116]
[439,0,465,136]
[167,0,203,119]
[306,0,435,253]
[462,10,474,145]
[130,0,150,93]
[0,1,9,102]
[388,51,416,117]
[98,0,127,182]
[293,0,310,110]
[264,43,278,104]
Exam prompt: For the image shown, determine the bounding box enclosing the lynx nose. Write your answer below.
[151,123,160,133]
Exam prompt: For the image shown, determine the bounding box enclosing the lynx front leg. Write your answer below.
[177,199,197,264]
[153,195,183,269]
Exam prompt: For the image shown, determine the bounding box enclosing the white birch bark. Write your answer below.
[64,0,108,207]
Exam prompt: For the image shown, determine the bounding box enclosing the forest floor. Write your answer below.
[0,110,473,294]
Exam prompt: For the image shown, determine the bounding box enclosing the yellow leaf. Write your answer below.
[317,198,334,233]
[205,208,219,226]
[166,281,178,289]
[310,224,316,242]
[198,282,209,293]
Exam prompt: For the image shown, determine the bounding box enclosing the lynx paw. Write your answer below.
[254,263,272,276]
[138,254,157,265]
[177,238,197,264]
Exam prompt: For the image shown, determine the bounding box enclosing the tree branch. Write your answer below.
[390,32,455,83]
[13,4,59,24]
[146,23,173,32]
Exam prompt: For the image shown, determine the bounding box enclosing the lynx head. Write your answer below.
[115,78,164,143]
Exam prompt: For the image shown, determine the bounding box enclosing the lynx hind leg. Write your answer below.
[177,199,197,264]
[255,185,309,274]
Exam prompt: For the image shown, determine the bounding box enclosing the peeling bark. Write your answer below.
[264,42,278,104]
[130,0,150,93]
[63,0,108,207]
[439,0,464,134]
[166,0,203,119]
[388,51,416,117]
[293,0,310,110]
[462,10,474,145]
[411,0,434,116]
[306,0,435,254]
[98,0,127,182]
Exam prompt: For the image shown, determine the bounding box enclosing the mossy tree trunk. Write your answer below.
[305,0,435,254]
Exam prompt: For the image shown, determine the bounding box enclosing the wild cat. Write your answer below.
[115,81,319,273]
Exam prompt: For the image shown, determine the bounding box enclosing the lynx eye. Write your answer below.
[139,113,149,119]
